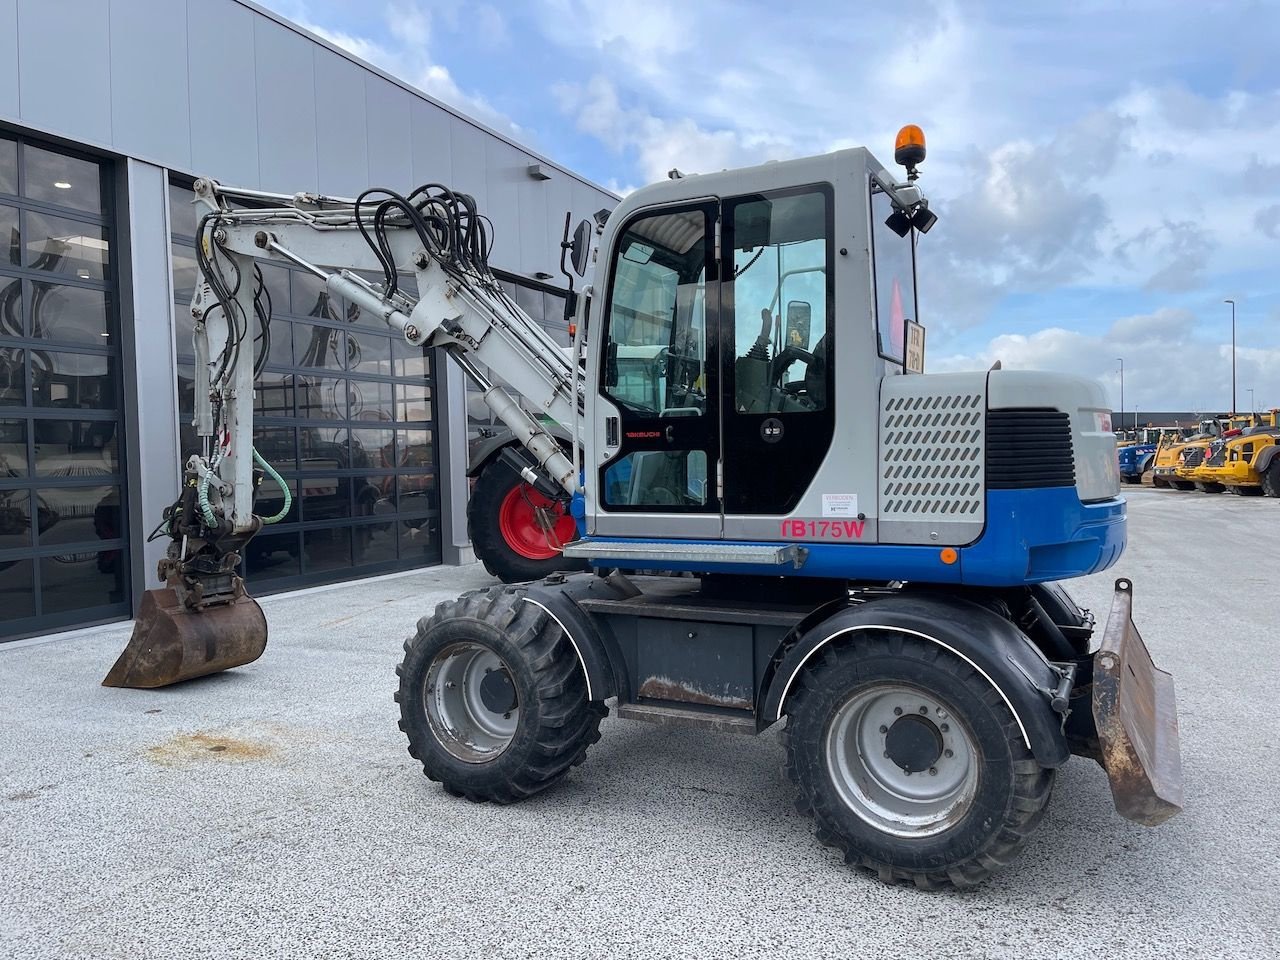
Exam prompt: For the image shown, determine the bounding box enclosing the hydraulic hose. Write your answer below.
[254,447,292,523]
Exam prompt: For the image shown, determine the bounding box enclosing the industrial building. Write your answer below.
[0,0,616,641]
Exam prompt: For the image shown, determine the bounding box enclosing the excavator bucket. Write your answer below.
[102,587,268,689]
[1092,578,1183,825]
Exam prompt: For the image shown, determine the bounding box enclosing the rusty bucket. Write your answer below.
[1092,578,1184,826]
[102,587,268,689]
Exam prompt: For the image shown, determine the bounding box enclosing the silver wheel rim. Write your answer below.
[824,684,978,838]
[423,642,519,763]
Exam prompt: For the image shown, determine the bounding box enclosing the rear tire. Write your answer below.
[395,586,605,803]
[783,634,1055,889]
[1194,482,1225,494]
[1236,485,1264,497]
[468,455,586,584]
[1172,480,1197,491]
[1263,462,1280,498]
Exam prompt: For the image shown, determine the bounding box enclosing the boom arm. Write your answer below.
[187,178,582,540]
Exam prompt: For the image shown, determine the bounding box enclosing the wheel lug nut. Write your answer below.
[929,767,938,776]
[879,725,888,734]
[893,707,903,716]
[944,748,954,758]
[503,712,511,719]
[883,751,891,758]
[918,706,928,714]
[940,723,949,732]
[445,681,456,688]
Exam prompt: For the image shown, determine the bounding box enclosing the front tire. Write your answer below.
[395,586,605,803]
[468,455,585,583]
[784,635,1055,889]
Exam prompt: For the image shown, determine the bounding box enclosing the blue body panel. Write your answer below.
[1117,442,1157,479]
[578,486,1126,587]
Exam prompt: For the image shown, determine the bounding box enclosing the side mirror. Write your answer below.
[570,219,591,277]
[785,300,812,348]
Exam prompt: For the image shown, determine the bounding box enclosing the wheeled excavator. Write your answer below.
[103,127,1182,888]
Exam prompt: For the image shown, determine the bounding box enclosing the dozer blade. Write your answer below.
[1092,578,1183,825]
[102,587,267,689]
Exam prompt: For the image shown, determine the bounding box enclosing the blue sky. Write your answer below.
[261,0,1280,415]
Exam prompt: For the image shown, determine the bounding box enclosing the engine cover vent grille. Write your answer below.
[880,391,985,520]
[986,409,1075,489]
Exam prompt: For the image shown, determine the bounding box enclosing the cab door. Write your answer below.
[720,185,835,517]
[594,201,722,539]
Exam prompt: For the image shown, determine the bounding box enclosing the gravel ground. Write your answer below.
[2,487,1277,960]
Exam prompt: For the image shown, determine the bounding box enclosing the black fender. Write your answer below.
[759,594,1072,767]
[1253,444,1280,475]
[467,425,572,478]
[519,573,630,703]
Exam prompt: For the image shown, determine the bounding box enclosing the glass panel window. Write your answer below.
[24,211,109,281]
[0,490,32,549]
[24,146,101,214]
[0,276,21,336]
[171,242,197,302]
[38,483,119,545]
[730,190,829,413]
[293,322,346,370]
[297,376,347,420]
[33,419,118,476]
[246,530,301,583]
[253,426,297,470]
[168,182,198,238]
[32,352,117,409]
[352,521,397,565]
[0,560,36,622]
[0,347,26,405]
[303,527,351,572]
[348,328,393,377]
[391,338,429,379]
[395,382,431,422]
[871,188,918,363]
[605,209,709,416]
[351,427,394,469]
[255,373,295,419]
[0,205,18,268]
[0,419,27,477]
[41,552,127,612]
[349,379,393,425]
[30,284,110,346]
[0,139,16,196]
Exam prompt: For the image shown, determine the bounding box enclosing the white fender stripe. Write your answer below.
[773,624,1032,749]
[521,597,595,701]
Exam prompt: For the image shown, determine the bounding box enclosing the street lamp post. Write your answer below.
[1248,388,1255,417]
[1115,357,1124,436]
[1224,299,1236,414]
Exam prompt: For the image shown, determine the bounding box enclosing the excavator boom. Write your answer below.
[105,179,591,687]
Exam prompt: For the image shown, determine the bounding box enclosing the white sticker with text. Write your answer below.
[822,494,858,518]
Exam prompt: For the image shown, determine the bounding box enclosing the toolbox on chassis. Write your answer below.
[109,125,1182,889]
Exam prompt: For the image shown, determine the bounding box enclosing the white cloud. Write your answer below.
[554,75,794,183]
[296,4,522,139]
[930,308,1280,413]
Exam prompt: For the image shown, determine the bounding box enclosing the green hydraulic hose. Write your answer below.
[254,447,292,523]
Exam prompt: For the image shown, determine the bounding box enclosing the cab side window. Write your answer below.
[602,209,709,417]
